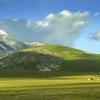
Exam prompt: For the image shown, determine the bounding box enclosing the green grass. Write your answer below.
[22,44,100,60]
[22,45,100,72]
[0,75,100,100]
[22,44,87,60]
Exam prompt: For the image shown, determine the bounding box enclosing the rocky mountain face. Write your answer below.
[0,51,63,71]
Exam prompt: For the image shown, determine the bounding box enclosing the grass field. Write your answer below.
[0,75,100,100]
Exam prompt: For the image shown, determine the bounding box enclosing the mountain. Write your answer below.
[0,30,45,58]
[0,30,30,58]
[0,45,100,76]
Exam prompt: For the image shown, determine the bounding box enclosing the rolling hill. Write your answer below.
[0,44,100,77]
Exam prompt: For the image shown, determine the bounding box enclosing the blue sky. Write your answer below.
[0,0,99,19]
[0,0,100,54]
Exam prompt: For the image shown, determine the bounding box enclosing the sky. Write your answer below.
[0,0,100,53]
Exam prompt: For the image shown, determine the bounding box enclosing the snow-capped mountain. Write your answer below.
[0,30,29,58]
[0,29,46,58]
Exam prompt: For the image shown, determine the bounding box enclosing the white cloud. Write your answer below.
[0,19,36,41]
[0,10,89,46]
[26,20,34,28]
[60,10,72,17]
[35,10,89,45]
[90,31,100,40]
[46,13,54,19]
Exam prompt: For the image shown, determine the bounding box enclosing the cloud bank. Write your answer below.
[0,10,89,46]
[35,10,89,45]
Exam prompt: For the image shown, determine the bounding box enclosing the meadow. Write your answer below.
[0,74,100,100]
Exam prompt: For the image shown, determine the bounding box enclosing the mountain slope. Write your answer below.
[0,44,100,75]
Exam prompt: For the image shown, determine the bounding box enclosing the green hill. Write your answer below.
[0,44,100,77]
